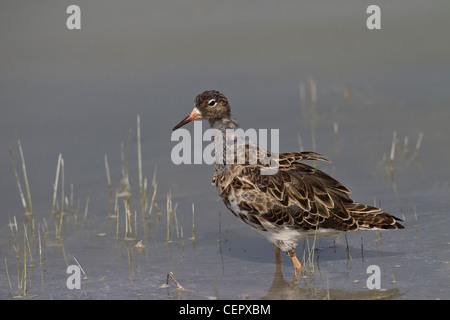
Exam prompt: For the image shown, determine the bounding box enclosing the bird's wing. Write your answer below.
[216,151,403,232]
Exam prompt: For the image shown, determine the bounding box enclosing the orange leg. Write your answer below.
[287,249,303,279]
[273,246,282,273]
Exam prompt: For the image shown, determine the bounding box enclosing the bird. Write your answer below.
[172,90,404,278]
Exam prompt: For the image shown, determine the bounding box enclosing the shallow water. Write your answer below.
[1,1,449,300]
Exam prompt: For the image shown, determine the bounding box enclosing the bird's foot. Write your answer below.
[287,249,304,280]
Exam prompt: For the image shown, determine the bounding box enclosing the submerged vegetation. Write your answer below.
[4,115,200,299]
[3,83,422,299]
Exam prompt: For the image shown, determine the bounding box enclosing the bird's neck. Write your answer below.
[209,116,240,172]
[209,116,240,132]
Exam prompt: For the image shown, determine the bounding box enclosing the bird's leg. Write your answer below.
[287,249,303,279]
[273,246,282,273]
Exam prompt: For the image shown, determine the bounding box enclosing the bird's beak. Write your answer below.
[172,107,202,131]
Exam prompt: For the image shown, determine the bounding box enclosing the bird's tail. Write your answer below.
[345,202,405,230]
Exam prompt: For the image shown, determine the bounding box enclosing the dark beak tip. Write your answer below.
[172,120,188,131]
[172,108,200,132]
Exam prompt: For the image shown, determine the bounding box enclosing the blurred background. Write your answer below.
[1,0,449,299]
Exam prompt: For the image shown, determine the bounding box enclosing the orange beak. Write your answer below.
[173,108,202,131]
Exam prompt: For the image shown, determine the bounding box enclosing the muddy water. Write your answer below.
[1,1,449,299]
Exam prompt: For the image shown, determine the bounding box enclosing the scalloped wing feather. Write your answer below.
[215,151,404,236]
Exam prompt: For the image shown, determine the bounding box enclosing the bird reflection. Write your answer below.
[261,267,403,300]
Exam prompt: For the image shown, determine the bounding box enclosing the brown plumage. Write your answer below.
[173,90,404,277]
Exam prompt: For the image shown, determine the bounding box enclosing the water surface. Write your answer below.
[1,0,449,299]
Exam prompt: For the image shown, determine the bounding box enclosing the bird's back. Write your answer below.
[213,150,404,236]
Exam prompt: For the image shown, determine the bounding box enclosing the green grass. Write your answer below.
[10,141,33,219]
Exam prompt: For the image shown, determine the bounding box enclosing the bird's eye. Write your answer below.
[208,99,217,107]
